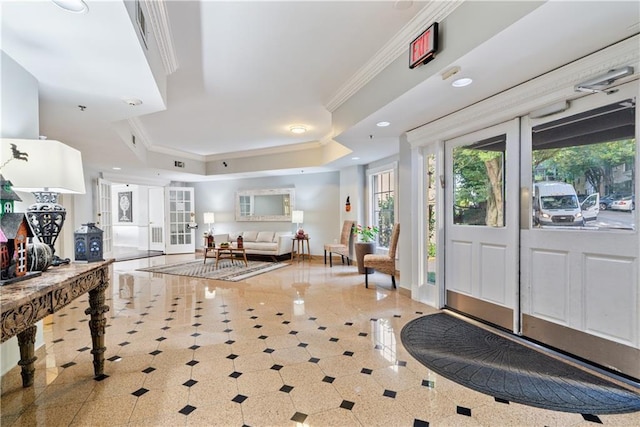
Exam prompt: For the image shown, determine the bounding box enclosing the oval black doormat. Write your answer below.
[400,313,640,414]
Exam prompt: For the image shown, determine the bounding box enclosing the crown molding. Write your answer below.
[205,141,323,161]
[325,0,463,112]
[144,0,178,75]
[407,35,640,147]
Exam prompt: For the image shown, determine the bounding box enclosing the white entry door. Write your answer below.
[96,178,113,258]
[165,187,195,254]
[148,187,165,252]
[520,82,638,378]
[444,119,520,331]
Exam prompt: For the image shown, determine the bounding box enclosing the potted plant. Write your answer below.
[353,225,379,274]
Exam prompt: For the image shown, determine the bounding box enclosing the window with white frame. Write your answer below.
[370,167,396,248]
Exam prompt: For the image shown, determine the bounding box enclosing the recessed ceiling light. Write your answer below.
[351,157,360,160]
[289,125,307,134]
[123,98,143,106]
[376,121,391,127]
[452,77,473,87]
[51,0,88,13]
[393,1,413,10]
[112,167,121,170]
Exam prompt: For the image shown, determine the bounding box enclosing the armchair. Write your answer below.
[323,220,355,267]
[364,223,400,289]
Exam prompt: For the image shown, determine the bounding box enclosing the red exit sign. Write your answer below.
[409,22,439,69]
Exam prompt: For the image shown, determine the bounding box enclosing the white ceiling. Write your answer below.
[1,0,639,184]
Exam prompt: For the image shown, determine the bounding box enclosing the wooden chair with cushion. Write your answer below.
[324,220,355,267]
[364,223,400,289]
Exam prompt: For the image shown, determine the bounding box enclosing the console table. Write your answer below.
[0,260,114,387]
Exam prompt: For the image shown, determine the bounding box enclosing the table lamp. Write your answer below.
[292,210,304,237]
[203,212,215,234]
[1,138,86,266]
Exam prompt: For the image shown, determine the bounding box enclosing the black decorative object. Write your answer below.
[74,222,104,263]
[26,191,70,266]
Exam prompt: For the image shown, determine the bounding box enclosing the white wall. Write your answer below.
[0,52,45,377]
[193,172,340,255]
[111,184,151,250]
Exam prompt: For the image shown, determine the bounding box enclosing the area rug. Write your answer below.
[137,260,289,282]
[401,313,640,414]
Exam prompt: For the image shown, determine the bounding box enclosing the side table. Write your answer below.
[291,236,310,261]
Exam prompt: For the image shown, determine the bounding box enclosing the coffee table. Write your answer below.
[205,246,248,269]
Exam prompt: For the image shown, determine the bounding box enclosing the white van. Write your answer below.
[533,182,599,226]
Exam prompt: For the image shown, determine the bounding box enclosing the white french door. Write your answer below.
[96,178,113,258]
[520,82,639,378]
[444,119,520,332]
[165,187,195,254]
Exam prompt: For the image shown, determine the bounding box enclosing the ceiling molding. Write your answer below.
[144,0,178,75]
[407,35,640,147]
[205,141,324,161]
[325,0,463,112]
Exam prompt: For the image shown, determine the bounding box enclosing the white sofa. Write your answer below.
[213,231,293,259]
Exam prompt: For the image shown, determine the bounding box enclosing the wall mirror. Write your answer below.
[235,188,294,221]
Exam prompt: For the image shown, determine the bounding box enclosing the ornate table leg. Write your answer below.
[17,325,38,387]
[84,280,110,378]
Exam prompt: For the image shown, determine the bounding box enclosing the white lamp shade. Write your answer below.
[291,210,304,224]
[203,212,215,224]
[1,138,86,194]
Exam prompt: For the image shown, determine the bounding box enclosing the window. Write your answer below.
[452,135,506,227]
[532,98,636,230]
[370,168,395,248]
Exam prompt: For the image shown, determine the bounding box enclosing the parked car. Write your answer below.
[610,195,635,212]
[599,193,626,210]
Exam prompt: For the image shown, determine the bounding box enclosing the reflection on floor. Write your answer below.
[1,254,639,426]
[112,246,164,262]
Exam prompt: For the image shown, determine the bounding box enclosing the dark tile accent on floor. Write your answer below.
[457,406,472,416]
[340,400,355,410]
[232,394,248,403]
[383,389,397,398]
[361,368,373,375]
[264,348,275,353]
[94,374,109,381]
[291,412,308,423]
[189,345,200,350]
[322,376,335,384]
[149,350,162,356]
[422,379,435,388]
[309,357,320,363]
[183,379,198,387]
[77,346,90,352]
[343,351,354,357]
[186,360,199,366]
[142,367,156,374]
[280,385,294,393]
[413,419,429,427]
[61,362,76,369]
[227,354,238,360]
[229,371,242,378]
[582,414,603,424]
[495,397,510,404]
[179,405,196,415]
[132,388,149,397]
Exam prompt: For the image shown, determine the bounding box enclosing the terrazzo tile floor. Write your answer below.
[1,254,639,426]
